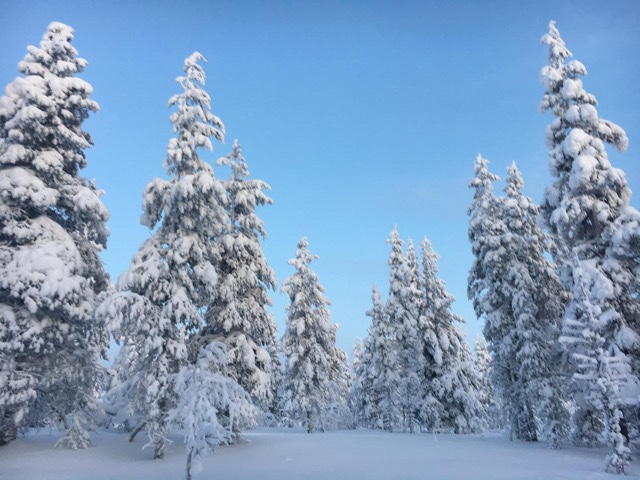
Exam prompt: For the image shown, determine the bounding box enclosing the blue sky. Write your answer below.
[1,0,639,358]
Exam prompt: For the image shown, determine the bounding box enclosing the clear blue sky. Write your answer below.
[1,0,639,358]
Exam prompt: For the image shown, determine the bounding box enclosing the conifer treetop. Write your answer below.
[468,154,500,209]
[505,162,524,198]
[165,52,225,177]
[18,22,88,78]
[285,237,321,283]
[540,20,630,242]
[216,139,273,238]
[217,139,249,181]
[540,21,627,151]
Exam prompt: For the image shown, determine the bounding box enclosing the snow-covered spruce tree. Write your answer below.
[420,237,485,433]
[567,254,632,472]
[469,155,569,443]
[330,347,353,430]
[199,139,277,419]
[365,284,401,430]
[352,338,363,384]
[265,315,284,423]
[352,287,385,429]
[468,155,534,440]
[475,338,501,429]
[540,22,640,472]
[97,52,234,459]
[350,337,365,425]
[280,238,347,432]
[386,228,422,433]
[468,155,523,435]
[502,162,570,447]
[0,22,109,447]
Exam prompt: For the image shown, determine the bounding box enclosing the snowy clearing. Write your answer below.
[1,428,638,480]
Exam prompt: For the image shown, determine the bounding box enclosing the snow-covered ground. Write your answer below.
[1,428,638,480]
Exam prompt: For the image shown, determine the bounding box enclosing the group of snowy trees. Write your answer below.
[467,21,640,474]
[1,17,639,478]
[0,23,351,478]
[468,155,569,447]
[95,50,271,461]
[351,228,485,434]
[349,27,640,473]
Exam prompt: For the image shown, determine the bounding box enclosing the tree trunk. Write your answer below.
[306,410,313,433]
[186,447,194,480]
[129,421,146,442]
[515,403,538,442]
[0,414,17,446]
[154,443,165,460]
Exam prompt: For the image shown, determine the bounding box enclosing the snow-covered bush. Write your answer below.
[170,342,254,480]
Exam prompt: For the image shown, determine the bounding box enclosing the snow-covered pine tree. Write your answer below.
[330,347,353,430]
[97,52,230,459]
[265,315,284,423]
[351,289,382,429]
[386,228,422,433]
[350,337,365,425]
[502,162,569,447]
[199,139,277,417]
[469,156,569,442]
[475,338,501,429]
[352,338,363,382]
[467,155,521,434]
[420,237,485,433]
[567,254,632,472]
[0,22,109,447]
[540,21,640,471]
[365,284,401,430]
[280,238,347,432]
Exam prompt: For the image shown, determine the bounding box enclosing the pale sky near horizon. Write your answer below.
[1,0,639,359]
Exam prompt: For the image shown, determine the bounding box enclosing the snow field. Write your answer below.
[1,428,638,480]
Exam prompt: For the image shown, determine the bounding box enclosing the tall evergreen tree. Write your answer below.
[358,284,400,430]
[352,338,363,382]
[468,155,521,436]
[280,238,346,432]
[469,156,569,443]
[265,314,284,422]
[97,52,230,459]
[0,22,109,447]
[475,338,500,429]
[540,21,639,472]
[350,337,367,426]
[200,139,277,413]
[331,347,353,429]
[386,228,422,433]
[420,237,485,433]
[502,163,569,447]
